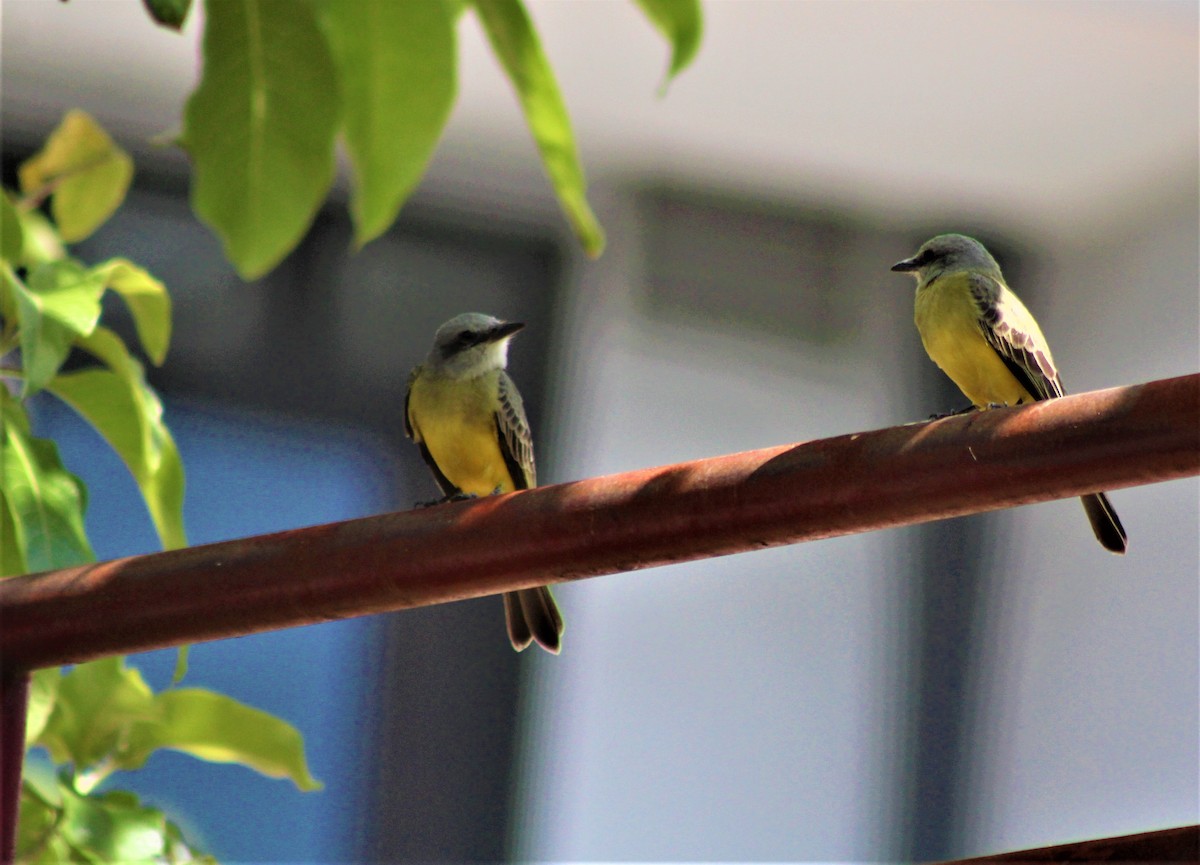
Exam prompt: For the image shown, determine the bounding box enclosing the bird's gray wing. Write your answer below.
[495,370,536,489]
[969,272,1064,401]
[969,278,1126,553]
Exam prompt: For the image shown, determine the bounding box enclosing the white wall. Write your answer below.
[513,200,916,859]
[510,175,1197,859]
[964,183,1200,854]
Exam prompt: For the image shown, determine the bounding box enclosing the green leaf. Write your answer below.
[181,0,341,279]
[26,261,106,335]
[14,208,68,267]
[9,260,105,396]
[47,327,187,550]
[21,764,62,810]
[141,0,194,31]
[318,0,457,248]
[166,818,218,864]
[1,405,94,574]
[0,486,26,577]
[26,668,63,745]
[0,392,31,576]
[15,774,67,865]
[0,391,29,577]
[2,192,23,262]
[19,771,213,863]
[126,688,323,791]
[19,833,73,865]
[12,283,74,397]
[35,657,158,773]
[633,0,703,89]
[89,259,173,365]
[472,0,606,257]
[171,646,190,685]
[1,263,18,335]
[58,786,170,862]
[18,110,134,243]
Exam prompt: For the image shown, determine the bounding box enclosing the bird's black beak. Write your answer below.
[890,256,920,273]
[488,321,525,342]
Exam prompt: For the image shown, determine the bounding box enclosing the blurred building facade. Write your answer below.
[4,1,1197,860]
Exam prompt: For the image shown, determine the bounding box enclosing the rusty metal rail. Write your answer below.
[0,676,27,862]
[0,373,1197,859]
[943,823,1198,862]
[2,373,1196,671]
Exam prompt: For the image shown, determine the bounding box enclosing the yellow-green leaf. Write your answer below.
[58,785,171,862]
[472,0,605,257]
[1,192,23,262]
[0,392,30,578]
[1,409,94,574]
[633,0,703,90]
[19,765,213,862]
[318,0,457,247]
[171,646,190,685]
[8,260,105,396]
[15,775,67,865]
[25,668,63,745]
[34,657,158,773]
[0,486,26,577]
[47,328,187,550]
[181,0,341,279]
[0,263,18,333]
[18,110,134,243]
[14,208,67,267]
[90,259,173,365]
[126,688,323,791]
[27,260,106,335]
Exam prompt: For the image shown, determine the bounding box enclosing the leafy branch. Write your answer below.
[169,0,703,278]
[6,0,706,856]
[3,111,319,865]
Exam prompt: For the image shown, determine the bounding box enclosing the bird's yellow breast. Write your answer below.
[407,370,516,495]
[914,274,1034,408]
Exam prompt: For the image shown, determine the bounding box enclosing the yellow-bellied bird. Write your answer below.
[405,313,565,652]
[892,234,1127,554]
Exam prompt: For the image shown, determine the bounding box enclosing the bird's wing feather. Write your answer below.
[403,367,419,440]
[969,273,1063,400]
[495,370,536,488]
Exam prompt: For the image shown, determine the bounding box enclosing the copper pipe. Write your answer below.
[1,674,29,864]
[941,823,1198,862]
[1,373,1196,672]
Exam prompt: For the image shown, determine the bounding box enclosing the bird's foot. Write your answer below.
[927,404,977,420]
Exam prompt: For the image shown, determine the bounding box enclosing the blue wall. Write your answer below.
[33,395,400,862]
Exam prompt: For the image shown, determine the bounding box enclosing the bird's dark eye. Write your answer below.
[441,330,477,358]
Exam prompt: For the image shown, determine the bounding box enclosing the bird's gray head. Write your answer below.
[424,312,525,377]
[891,234,1004,284]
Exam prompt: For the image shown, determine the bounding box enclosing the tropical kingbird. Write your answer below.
[405,313,565,652]
[891,233,1127,554]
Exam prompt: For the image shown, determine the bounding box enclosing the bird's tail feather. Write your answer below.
[1081,492,1127,555]
[504,586,564,654]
